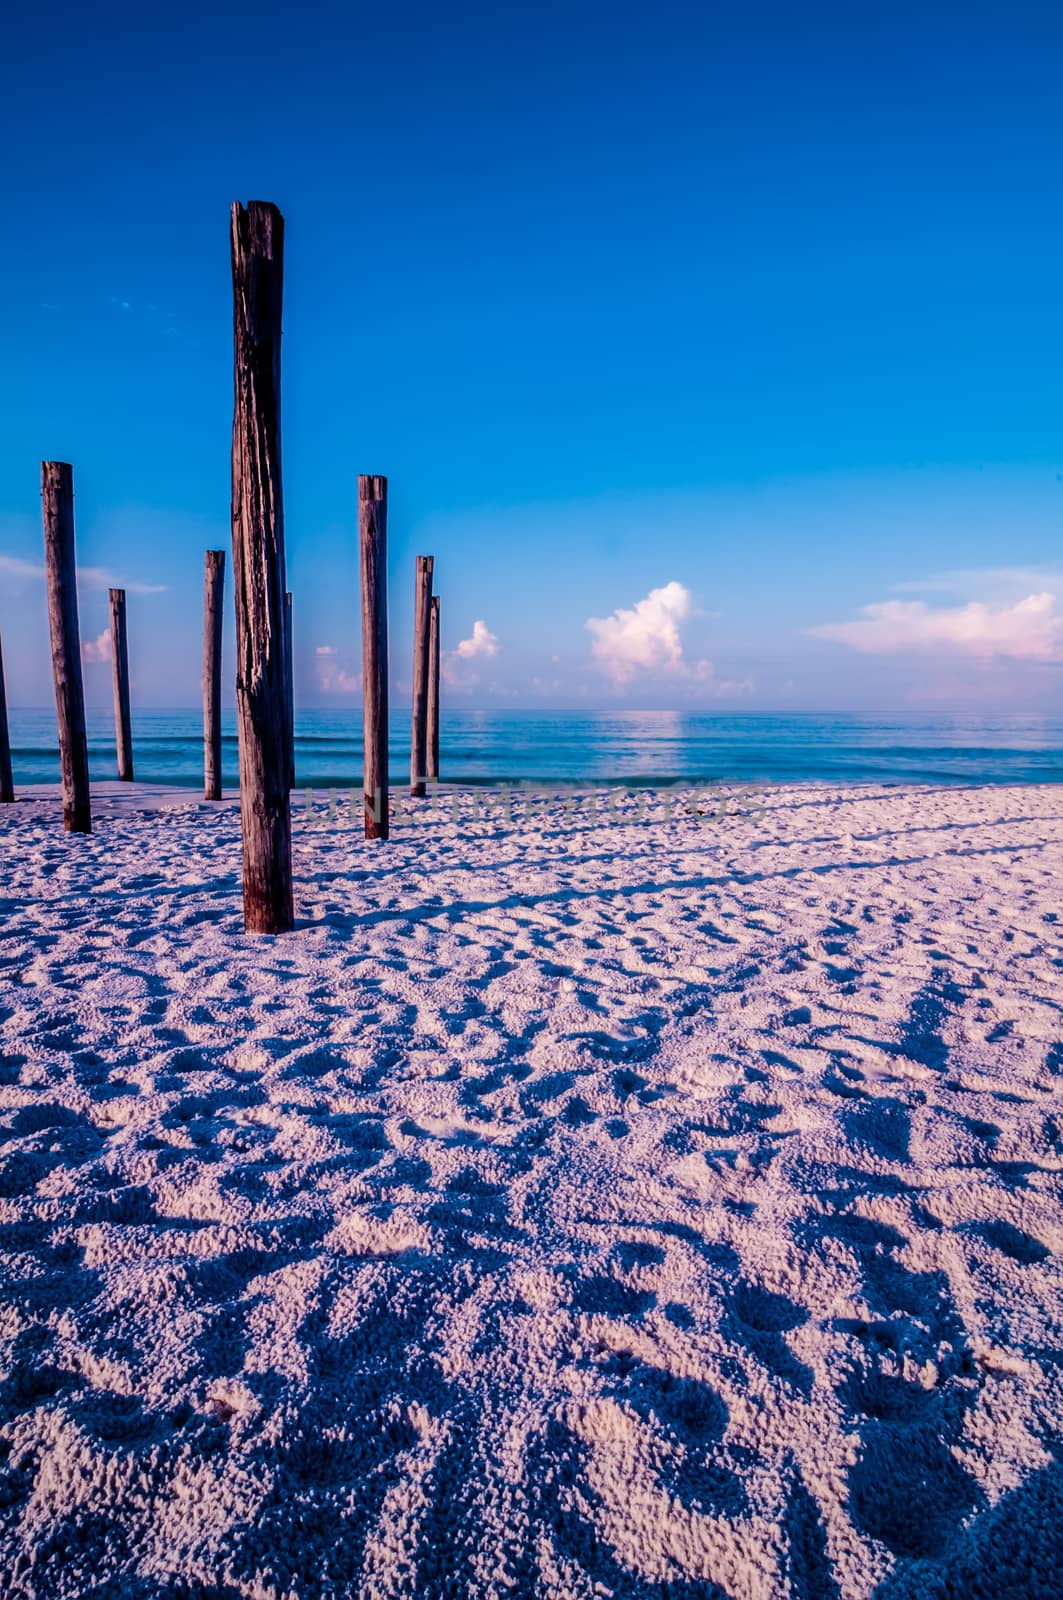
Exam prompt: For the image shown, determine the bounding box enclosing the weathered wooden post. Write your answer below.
[230,199,293,933]
[108,587,134,781]
[359,474,389,839]
[203,549,225,800]
[410,555,434,796]
[0,631,13,803]
[284,590,294,789]
[427,593,440,783]
[41,462,91,833]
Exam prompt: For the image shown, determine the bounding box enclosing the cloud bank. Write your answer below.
[810,592,1063,660]
[0,553,166,595]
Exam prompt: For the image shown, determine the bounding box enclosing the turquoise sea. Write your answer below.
[6,707,1063,789]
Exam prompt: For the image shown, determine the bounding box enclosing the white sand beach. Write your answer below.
[0,780,1061,1599]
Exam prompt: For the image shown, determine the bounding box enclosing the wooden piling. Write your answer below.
[203,550,225,800]
[284,590,294,789]
[427,594,440,783]
[0,631,13,803]
[410,555,434,796]
[358,475,389,839]
[230,199,293,933]
[41,462,91,833]
[108,587,133,781]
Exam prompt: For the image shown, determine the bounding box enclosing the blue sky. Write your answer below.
[1,0,1061,711]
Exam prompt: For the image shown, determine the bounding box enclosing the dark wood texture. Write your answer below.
[409,554,434,796]
[284,589,294,789]
[203,549,225,800]
[359,475,389,838]
[41,461,91,833]
[427,593,440,782]
[0,631,13,803]
[108,587,134,781]
[230,200,293,933]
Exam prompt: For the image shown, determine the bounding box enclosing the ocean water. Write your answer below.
[7,707,1063,788]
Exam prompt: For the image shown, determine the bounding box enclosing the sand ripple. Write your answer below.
[0,782,1061,1597]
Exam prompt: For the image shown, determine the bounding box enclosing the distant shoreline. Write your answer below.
[5,776,1063,824]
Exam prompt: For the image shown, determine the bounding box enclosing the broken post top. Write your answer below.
[109,587,125,603]
[417,555,434,577]
[41,463,76,551]
[230,200,284,261]
[230,202,285,405]
[41,461,73,493]
[359,475,388,503]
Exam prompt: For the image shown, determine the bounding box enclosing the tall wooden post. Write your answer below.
[410,555,434,796]
[41,462,91,833]
[203,550,225,800]
[284,590,294,789]
[0,631,13,804]
[230,199,293,934]
[427,594,440,783]
[108,587,134,781]
[359,475,389,839]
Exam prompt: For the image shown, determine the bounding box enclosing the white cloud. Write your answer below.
[585,581,691,683]
[83,567,167,596]
[0,555,45,583]
[890,565,1063,598]
[314,645,359,695]
[0,553,166,595]
[710,676,755,697]
[810,592,1063,661]
[444,620,500,690]
[456,620,498,660]
[82,629,112,665]
[582,580,752,697]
